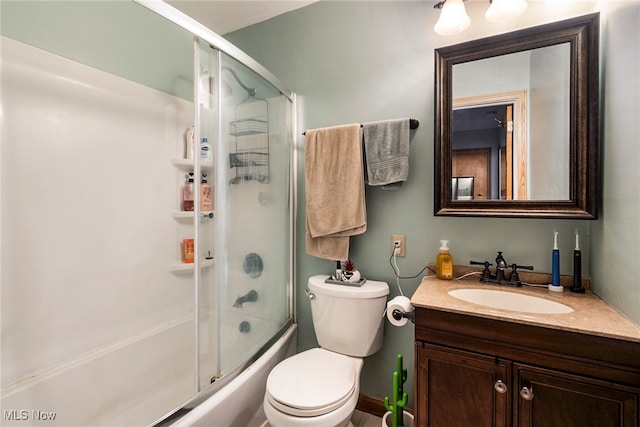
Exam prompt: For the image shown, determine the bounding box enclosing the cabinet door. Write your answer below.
[416,343,511,427]
[516,364,639,427]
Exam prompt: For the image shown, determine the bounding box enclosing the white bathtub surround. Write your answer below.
[3,30,297,427]
[1,36,196,426]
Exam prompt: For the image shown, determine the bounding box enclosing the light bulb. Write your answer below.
[434,0,471,36]
[485,0,528,23]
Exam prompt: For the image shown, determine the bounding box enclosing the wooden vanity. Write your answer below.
[411,277,640,427]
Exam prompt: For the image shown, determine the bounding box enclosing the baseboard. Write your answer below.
[356,394,414,418]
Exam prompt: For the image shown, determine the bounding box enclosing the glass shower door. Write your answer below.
[216,53,293,375]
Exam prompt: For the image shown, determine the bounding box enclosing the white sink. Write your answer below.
[448,288,574,314]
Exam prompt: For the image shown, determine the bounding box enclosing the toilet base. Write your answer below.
[263,387,358,427]
[262,421,354,427]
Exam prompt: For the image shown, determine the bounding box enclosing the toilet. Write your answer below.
[263,275,389,427]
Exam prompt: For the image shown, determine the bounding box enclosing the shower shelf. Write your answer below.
[171,259,214,272]
[172,158,214,171]
[229,96,270,184]
[172,211,215,221]
[229,118,268,137]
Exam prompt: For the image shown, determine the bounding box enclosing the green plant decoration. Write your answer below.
[384,354,408,427]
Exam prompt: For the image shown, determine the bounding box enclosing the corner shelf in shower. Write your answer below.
[170,258,214,273]
[172,158,214,172]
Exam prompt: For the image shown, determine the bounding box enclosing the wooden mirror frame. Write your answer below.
[434,13,599,219]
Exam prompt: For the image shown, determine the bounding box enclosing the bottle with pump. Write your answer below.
[436,240,454,280]
[181,172,195,212]
[200,173,213,211]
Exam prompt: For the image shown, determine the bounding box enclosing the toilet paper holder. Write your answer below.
[392,308,415,324]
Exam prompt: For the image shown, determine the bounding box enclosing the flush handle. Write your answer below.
[520,386,534,401]
[494,380,508,394]
[304,288,315,300]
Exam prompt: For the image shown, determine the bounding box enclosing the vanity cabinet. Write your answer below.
[416,343,510,426]
[414,308,640,427]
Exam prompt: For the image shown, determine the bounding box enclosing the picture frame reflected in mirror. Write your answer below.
[452,176,474,200]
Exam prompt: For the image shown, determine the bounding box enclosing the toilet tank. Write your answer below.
[307,275,389,357]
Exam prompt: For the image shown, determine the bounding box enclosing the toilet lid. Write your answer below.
[266,348,357,417]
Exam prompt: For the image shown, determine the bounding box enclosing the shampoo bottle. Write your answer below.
[181,172,194,212]
[184,126,195,160]
[200,173,213,211]
[200,137,212,161]
[436,240,454,280]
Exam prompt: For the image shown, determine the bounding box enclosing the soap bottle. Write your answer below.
[436,240,454,280]
[200,173,213,211]
[200,137,212,161]
[181,172,194,211]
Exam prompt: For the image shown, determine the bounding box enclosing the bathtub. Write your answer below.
[168,323,297,427]
[1,316,296,427]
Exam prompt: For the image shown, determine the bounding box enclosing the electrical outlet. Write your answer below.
[391,234,406,257]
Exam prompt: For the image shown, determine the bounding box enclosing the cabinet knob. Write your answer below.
[494,380,508,394]
[520,386,534,401]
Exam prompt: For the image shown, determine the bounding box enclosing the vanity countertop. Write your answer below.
[411,276,640,344]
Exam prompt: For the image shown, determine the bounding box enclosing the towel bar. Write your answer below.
[302,118,419,136]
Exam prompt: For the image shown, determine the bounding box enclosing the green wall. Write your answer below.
[1,1,193,100]
[226,0,640,406]
[591,1,640,330]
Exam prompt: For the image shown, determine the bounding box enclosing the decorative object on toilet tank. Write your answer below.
[383,354,413,427]
[342,259,361,283]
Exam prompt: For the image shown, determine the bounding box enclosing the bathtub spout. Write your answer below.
[234,290,258,308]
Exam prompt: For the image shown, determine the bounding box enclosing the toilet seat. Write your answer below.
[266,348,358,417]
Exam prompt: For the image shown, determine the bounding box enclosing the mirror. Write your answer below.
[434,13,599,218]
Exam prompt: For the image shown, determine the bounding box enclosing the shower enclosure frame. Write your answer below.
[135,0,297,422]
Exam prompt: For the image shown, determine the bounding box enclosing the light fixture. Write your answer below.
[433,0,471,36]
[434,0,528,35]
[485,0,528,23]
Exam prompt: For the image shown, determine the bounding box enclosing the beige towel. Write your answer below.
[305,124,366,260]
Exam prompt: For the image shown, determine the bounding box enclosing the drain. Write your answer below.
[239,321,251,333]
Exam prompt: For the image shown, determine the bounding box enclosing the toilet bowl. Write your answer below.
[263,275,389,427]
[263,348,362,427]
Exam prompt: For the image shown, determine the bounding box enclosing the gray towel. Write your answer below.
[362,118,410,187]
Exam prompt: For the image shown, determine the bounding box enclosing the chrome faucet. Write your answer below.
[233,290,258,308]
[470,252,533,287]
